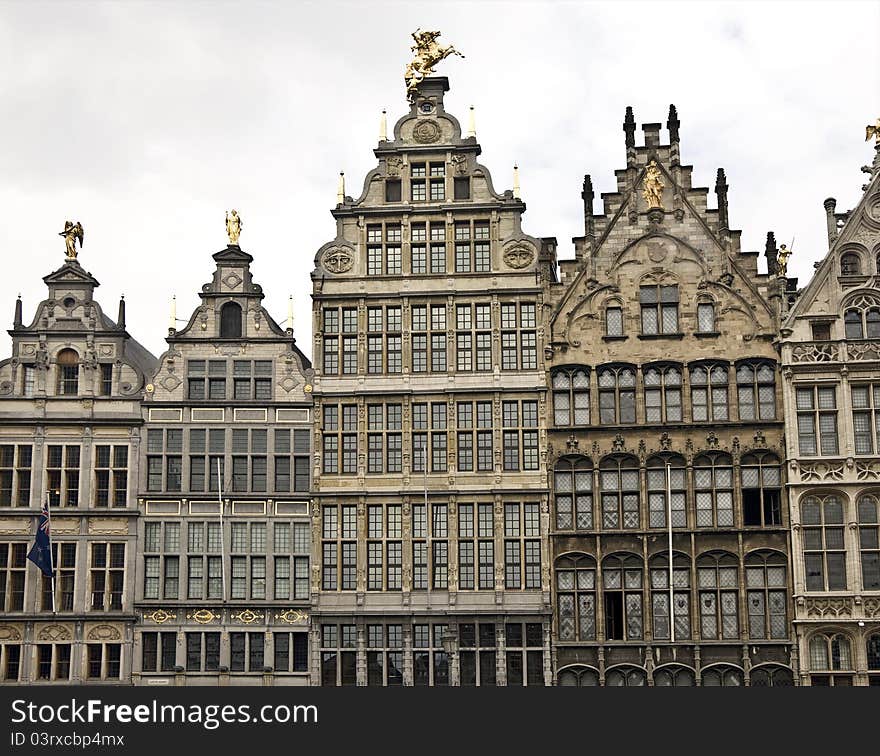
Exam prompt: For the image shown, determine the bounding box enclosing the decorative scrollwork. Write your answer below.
[412,119,441,144]
[848,341,880,361]
[144,609,176,625]
[804,597,853,618]
[791,342,840,363]
[800,461,846,482]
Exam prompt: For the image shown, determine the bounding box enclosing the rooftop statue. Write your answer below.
[404,29,464,100]
[226,209,242,246]
[59,220,84,260]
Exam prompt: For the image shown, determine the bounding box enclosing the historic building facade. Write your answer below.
[309,76,553,685]
[545,108,797,685]
[133,237,314,686]
[0,248,157,684]
[780,141,880,685]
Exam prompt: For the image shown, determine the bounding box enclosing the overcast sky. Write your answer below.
[1,0,878,360]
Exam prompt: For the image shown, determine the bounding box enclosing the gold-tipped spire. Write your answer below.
[467,105,476,138]
[513,164,521,199]
[336,172,345,205]
[379,109,387,141]
[225,210,242,245]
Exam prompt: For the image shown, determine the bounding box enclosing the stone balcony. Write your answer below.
[789,339,880,364]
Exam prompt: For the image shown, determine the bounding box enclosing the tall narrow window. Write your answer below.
[599,455,640,530]
[736,362,776,420]
[650,554,691,640]
[696,302,716,333]
[552,368,590,426]
[741,452,782,526]
[693,453,733,527]
[555,555,596,640]
[606,306,623,337]
[801,494,847,591]
[646,455,686,528]
[602,554,643,640]
[56,349,79,395]
[745,551,787,640]
[796,385,839,456]
[643,366,682,423]
[554,456,593,530]
[100,363,113,396]
[840,253,861,276]
[858,495,880,591]
[219,302,242,338]
[697,552,739,640]
[852,384,880,454]
[689,364,729,421]
[598,366,636,424]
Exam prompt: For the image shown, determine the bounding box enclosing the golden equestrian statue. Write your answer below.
[404,29,464,99]
[642,160,665,209]
[226,209,242,245]
[867,118,880,144]
[59,221,84,260]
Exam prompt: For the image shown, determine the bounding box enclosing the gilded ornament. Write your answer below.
[145,609,176,624]
[403,29,464,99]
[866,118,880,143]
[642,160,664,209]
[59,220,84,260]
[226,209,242,245]
[188,608,218,624]
[776,243,793,276]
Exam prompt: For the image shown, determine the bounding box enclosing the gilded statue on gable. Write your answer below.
[226,209,242,245]
[59,221,84,260]
[867,118,880,143]
[642,160,664,209]
[404,29,464,99]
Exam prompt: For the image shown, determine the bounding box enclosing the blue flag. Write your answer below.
[27,499,53,577]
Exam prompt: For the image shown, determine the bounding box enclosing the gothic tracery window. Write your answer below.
[599,455,640,530]
[552,368,590,427]
[697,552,739,640]
[554,456,593,530]
[602,553,643,640]
[598,366,636,425]
[555,554,596,641]
[809,632,854,686]
[643,365,682,423]
[736,361,776,420]
[694,453,734,527]
[689,363,729,421]
[745,550,787,640]
[858,494,880,591]
[646,455,686,528]
[801,494,847,591]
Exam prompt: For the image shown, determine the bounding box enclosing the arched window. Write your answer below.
[605,305,623,337]
[867,633,880,670]
[56,349,79,395]
[741,452,782,526]
[809,633,853,686]
[841,253,862,276]
[701,665,743,686]
[556,555,596,641]
[654,665,695,686]
[696,301,716,333]
[646,455,686,528]
[697,552,739,640]
[598,366,636,424]
[557,665,599,687]
[602,553,643,640]
[845,309,864,339]
[689,363,729,421]
[639,283,679,335]
[745,551,787,640]
[858,495,880,590]
[220,301,243,338]
[605,665,646,686]
[552,368,590,427]
[801,494,846,591]
[694,453,734,527]
[736,362,776,420]
[650,553,691,640]
[554,457,593,530]
[643,365,682,423]
[750,664,793,687]
[599,455,639,530]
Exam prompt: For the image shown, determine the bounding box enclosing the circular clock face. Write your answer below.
[419,101,434,114]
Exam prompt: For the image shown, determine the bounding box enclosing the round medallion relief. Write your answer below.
[502,243,536,269]
[412,119,441,144]
[321,247,354,274]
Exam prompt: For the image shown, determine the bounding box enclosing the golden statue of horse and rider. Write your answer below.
[404,29,464,99]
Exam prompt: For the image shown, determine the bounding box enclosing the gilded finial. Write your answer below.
[337,172,345,205]
[866,118,880,144]
[403,29,464,100]
[226,210,242,246]
[513,164,521,199]
[642,160,664,209]
[59,220,84,260]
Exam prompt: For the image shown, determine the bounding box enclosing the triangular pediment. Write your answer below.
[212,245,254,264]
[42,260,100,288]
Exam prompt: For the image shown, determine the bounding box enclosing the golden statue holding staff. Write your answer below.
[777,242,793,276]
[866,118,880,144]
[642,160,664,209]
[59,221,84,260]
[404,29,464,99]
[226,210,242,245]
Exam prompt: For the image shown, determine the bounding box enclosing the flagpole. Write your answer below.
[47,490,56,615]
[666,462,674,644]
[217,458,227,603]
